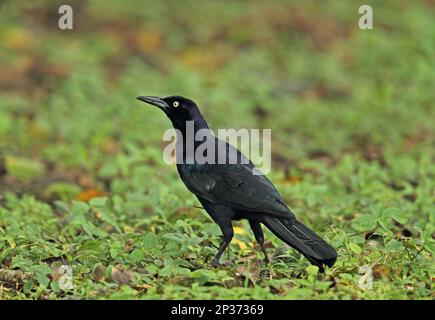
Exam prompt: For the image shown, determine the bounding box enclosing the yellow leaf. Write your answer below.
[6,236,16,249]
[281,176,300,185]
[2,27,34,50]
[233,226,246,235]
[5,156,46,180]
[136,28,163,53]
[233,238,247,250]
[179,46,225,70]
[123,225,134,233]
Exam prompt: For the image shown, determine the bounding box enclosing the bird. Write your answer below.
[136,95,337,270]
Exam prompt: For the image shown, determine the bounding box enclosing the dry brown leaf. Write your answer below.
[280,176,300,185]
[133,284,152,292]
[135,28,163,53]
[2,27,35,50]
[0,269,27,283]
[102,138,120,154]
[372,264,390,279]
[92,265,106,282]
[111,266,133,285]
[75,189,105,202]
[236,260,261,285]
[179,46,226,70]
[124,239,135,253]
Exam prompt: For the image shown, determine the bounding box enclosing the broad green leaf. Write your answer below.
[306,265,319,275]
[129,248,145,263]
[348,243,362,255]
[351,214,377,232]
[4,156,46,180]
[71,200,89,216]
[143,233,159,250]
[162,233,185,243]
[90,196,108,207]
[382,207,407,224]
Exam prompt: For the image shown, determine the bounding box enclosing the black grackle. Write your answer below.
[137,95,337,270]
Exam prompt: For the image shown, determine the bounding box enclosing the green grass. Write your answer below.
[0,0,433,299]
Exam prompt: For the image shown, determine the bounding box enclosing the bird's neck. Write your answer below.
[170,112,210,136]
[171,116,213,164]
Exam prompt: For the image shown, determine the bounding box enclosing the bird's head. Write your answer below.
[136,95,208,130]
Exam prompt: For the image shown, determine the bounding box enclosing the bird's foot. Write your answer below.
[259,269,270,279]
[211,260,232,268]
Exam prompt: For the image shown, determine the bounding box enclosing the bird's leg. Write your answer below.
[211,241,230,268]
[249,220,270,265]
[249,220,271,278]
[211,220,233,268]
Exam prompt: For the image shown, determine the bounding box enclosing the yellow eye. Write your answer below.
[173,101,180,108]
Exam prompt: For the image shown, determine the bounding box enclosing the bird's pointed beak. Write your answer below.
[136,96,169,110]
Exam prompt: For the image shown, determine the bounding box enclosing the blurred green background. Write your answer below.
[0,1,433,299]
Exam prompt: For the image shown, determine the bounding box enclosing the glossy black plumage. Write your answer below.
[137,95,337,270]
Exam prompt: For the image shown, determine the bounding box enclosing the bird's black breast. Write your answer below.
[177,162,294,220]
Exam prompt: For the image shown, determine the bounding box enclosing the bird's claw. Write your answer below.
[211,260,232,268]
[259,269,270,279]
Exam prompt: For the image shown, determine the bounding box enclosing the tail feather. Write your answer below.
[262,216,337,270]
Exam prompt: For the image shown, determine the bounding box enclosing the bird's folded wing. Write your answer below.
[183,164,294,218]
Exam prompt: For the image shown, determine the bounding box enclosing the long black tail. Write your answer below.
[262,216,337,270]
